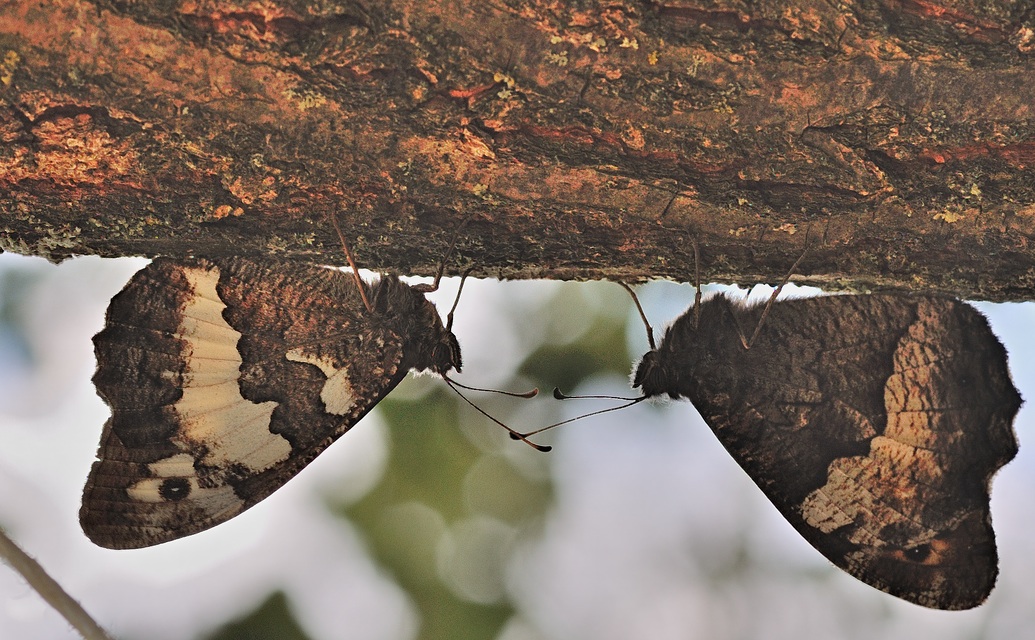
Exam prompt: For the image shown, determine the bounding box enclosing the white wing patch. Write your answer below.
[159,266,292,479]
[127,454,244,518]
[285,348,357,415]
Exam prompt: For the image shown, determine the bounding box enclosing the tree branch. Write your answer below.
[0,528,114,640]
[1,1,1033,299]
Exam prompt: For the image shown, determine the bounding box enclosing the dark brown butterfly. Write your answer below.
[630,290,1020,609]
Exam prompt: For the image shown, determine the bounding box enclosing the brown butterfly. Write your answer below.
[628,289,1020,609]
[82,255,464,548]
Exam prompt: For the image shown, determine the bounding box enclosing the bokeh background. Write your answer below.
[1,251,1033,640]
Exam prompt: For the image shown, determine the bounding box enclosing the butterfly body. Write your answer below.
[633,292,1020,610]
[83,257,459,549]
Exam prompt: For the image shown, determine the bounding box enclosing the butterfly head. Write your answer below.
[631,340,692,400]
[430,328,462,376]
[632,349,666,398]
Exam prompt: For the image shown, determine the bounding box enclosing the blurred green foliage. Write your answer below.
[337,282,633,640]
[344,386,544,640]
[0,263,44,371]
[204,592,311,640]
[205,280,636,640]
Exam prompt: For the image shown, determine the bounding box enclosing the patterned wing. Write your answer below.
[668,294,1019,609]
[82,258,411,549]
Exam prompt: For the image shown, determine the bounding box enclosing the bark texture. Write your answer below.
[1,1,1034,299]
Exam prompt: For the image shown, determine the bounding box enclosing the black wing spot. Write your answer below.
[904,543,932,563]
[159,478,192,501]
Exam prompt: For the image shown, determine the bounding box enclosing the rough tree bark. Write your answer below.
[1,1,1033,300]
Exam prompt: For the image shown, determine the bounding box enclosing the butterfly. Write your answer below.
[81,255,464,548]
[629,288,1020,610]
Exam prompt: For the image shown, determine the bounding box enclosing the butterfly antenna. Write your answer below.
[445,374,538,398]
[619,282,656,351]
[443,376,551,452]
[652,190,703,331]
[741,227,812,350]
[326,211,374,313]
[511,387,647,439]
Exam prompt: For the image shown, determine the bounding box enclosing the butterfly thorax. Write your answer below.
[370,275,462,375]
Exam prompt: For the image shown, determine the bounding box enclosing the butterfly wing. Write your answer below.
[668,294,1019,609]
[82,258,411,549]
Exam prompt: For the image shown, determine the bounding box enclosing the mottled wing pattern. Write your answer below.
[642,294,1019,610]
[83,258,409,549]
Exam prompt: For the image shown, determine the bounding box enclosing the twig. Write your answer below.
[0,526,115,640]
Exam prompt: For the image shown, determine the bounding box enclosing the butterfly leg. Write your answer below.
[413,215,473,294]
[445,266,475,333]
[327,211,375,313]
[739,228,811,350]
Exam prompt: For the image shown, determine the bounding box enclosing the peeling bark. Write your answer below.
[1,1,1033,299]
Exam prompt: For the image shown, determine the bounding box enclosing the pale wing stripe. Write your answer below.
[128,477,244,515]
[176,392,285,472]
[177,313,240,343]
[184,340,243,363]
[180,368,242,386]
[177,382,252,415]
[285,348,357,416]
[206,410,295,471]
[179,286,228,326]
[125,452,244,517]
[188,402,286,470]
[170,266,292,474]
[321,368,357,415]
[177,394,275,427]
[142,452,196,477]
